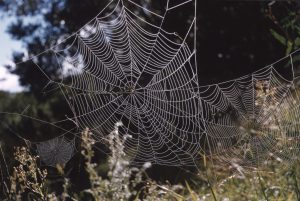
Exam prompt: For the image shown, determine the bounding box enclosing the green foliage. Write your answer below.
[2,126,192,200]
[3,124,300,201]
[6,147,48,200]
[4,139,300,200]
[270,29,287,46]
[268,2,300,55]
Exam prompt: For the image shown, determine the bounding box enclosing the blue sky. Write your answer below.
[0,17,24,92]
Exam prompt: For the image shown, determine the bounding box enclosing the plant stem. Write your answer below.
[257,172,269,201]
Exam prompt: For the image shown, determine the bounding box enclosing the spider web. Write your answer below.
[200,55,300,170]
[17,0,200,167]
[12,0,300,169]
[36,136,76,167]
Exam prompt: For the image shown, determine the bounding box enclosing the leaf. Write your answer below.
[286,41,293,55]
[270,29,287,46]
[134,190,141,201]
[295,25,300,35]
[157,185,185,201]
[295,37,300,47]
[185,181,198,201]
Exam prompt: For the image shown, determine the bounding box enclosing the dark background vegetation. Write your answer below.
[0,0,299,194]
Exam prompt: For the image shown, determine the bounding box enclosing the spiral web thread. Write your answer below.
[15,0,300,169]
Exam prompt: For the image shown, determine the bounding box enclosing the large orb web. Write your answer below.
[20,0,201,166]
[200,52,300,170]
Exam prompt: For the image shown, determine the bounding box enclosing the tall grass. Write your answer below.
[2,122,300,200]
